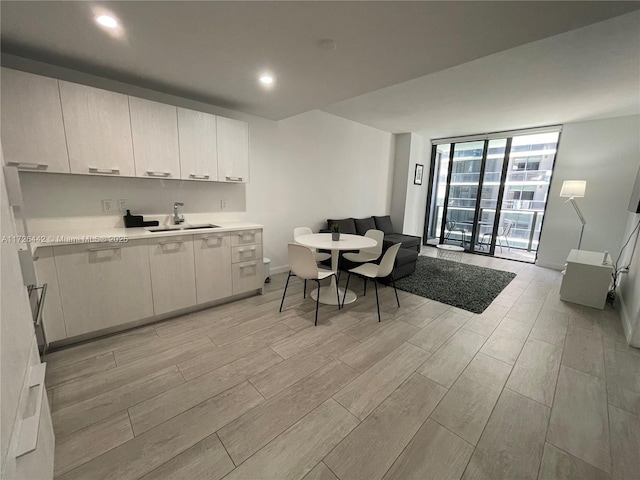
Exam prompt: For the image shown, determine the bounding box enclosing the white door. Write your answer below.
[1,68,70,173]
[129,97,181,178]
[53,240,154,337]
[217,117,249,183]
[193,233,232,304]
[148,236,197,315]
[177,108,218,181]
[59,80,135,176]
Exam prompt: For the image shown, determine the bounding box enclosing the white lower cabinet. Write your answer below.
[148,235,197,315]
[33,247,67,343]
[36,227,262,343]
[53,240,154,338]
[194,233,232,304]
[231,230,263,295]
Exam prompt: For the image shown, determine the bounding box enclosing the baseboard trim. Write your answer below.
[534,260,564,271]
[271,265,290,275]
[618,290,639,347]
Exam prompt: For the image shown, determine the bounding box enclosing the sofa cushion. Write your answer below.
[384,233,421,252]
[327,218,357,235]
[354,217,376,235]
[373,215,395,235]
[395,247,419,267]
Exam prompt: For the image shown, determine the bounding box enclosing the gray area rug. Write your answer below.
[395,255,516,314]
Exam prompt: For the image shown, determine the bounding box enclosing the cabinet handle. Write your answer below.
[226,176,243,182]
[189,174,210,180]
[88,245,122,252]
[7,161,49,170]
[89,167,120,175]
[239,246,256,252]
[203,236,223,243]
[159,239,183,245]
[146,171,171,177]
[15,363,47,458]
[239,262,257,269]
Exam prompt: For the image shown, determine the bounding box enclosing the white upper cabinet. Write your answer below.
[129,97,181,178]
[1,68,70,173]
[217,116,249,183]
[177,108,218,181]
[59,80,135,176]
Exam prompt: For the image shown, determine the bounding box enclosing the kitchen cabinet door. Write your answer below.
[59,81,135,176]
[129,97,181,179]
[193,233,232,304]
[217,116,249,183]
[33,247,67,342]
[177,108,218,181]
[148,235,197,315]
[53,240,154,338]
[1,68,70,173]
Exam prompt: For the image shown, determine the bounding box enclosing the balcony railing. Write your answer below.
[431,205,543,252]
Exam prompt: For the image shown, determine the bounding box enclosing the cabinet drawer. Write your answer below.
[232,260,263,295]
[230,230,262,246]
[232,244,262,263]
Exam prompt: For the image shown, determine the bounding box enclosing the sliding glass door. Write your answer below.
[424,128,560,262]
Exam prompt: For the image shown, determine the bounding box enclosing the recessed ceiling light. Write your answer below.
[96,14,118,29]
[259,74,274,85]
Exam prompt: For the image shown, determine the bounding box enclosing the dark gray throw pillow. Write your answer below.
[354,217,376,235]
[327,218,357,234]
[373,215,395,234]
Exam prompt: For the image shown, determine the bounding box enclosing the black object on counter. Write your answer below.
[123,210,159,228]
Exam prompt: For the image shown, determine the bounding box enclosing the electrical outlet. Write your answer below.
[118,199,128,212]
[220,200,228,210]
[102,199,114,212]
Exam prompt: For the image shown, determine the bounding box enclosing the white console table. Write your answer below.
[560,249,613,309]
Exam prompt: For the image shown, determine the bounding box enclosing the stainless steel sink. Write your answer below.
[146,223,220,233]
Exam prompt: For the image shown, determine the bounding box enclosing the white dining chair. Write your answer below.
[341,243,401,322]
[294,227,331,262]
[292,226,331,295]
[279,243,341,326]
[342,229,384,264]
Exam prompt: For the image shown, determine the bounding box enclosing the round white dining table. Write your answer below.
[295,233,378,305]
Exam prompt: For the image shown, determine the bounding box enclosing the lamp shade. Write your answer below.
[560,180,586,198]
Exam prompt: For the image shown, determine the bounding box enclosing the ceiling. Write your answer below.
[325,10,640,138]
[1,1,639,123]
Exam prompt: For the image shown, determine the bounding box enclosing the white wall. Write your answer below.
[402,134,430,238]
[389,132,430,238]
[390,134,411,230]
[536,115,640,269]
[242,109,395,271]
[8,57,395,274]
[618,211,640,346]
[1,162,54,479]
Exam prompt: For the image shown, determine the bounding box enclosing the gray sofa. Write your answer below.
[323,215,421,280]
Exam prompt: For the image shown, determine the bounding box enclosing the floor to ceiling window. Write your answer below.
[424,127,561,263]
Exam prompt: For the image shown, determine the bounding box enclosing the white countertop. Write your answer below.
[29,219,263,250]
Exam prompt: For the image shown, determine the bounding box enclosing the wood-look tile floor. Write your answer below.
[46,250,640,480]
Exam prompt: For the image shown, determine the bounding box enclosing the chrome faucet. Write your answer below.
[173,202,185,224]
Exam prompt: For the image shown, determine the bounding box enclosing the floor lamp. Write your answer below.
[560,180,587,250]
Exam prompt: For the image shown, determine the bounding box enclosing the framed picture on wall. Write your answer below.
[414,164,424,185]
